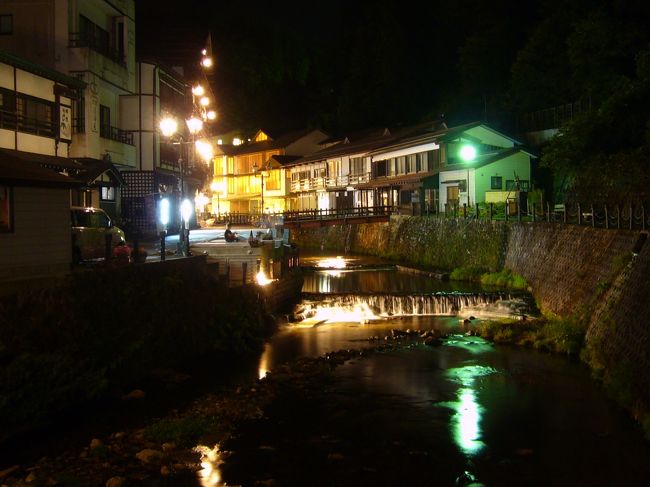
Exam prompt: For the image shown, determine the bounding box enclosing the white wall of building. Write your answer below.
[0,186,71,282]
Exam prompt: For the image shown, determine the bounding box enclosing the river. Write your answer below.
[214,252,650,486]
[2,252,649,486]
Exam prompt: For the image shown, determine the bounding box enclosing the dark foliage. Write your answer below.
[0,263,271,442]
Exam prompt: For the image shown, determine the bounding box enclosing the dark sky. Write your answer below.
[135,1,541,135]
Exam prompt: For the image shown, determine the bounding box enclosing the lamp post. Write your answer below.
[158,197,170,261]
[459,144,477,207]
[253,161,271,215]
[159,115,209,256]
[210,181,222,218]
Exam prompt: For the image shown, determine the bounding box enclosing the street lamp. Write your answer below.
[253,161,271,215]
[158,197,170,261]
[159,115,210,255]
[459,144,477,207]
[210,180,223,217]
[180,198,193,256]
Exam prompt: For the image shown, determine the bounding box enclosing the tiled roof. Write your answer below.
[220,128,326,156]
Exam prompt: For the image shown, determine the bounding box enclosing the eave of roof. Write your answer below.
[290,136,395,166]
[0,156,82,188]
[0,50,86,89]
[73,158,127,186]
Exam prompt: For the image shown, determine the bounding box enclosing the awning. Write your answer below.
[355,172,438,189]
[0,148,82,171]
[0,151,82,188]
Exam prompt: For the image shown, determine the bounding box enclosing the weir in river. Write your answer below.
[213,252,650,487]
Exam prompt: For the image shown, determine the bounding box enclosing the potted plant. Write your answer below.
[112,243,132,265]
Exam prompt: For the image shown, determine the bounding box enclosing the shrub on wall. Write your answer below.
[292,216,508,272]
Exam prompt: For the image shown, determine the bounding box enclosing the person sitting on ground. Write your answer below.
[224,222,241,242]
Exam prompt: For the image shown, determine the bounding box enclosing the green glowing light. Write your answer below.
[459,144,477,162]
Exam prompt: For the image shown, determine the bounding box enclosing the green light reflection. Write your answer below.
[444,335,494,354]
[437,365,497,456]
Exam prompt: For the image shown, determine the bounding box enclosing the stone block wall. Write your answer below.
[586,236,650,406]
[293,216,509,272]
[292,218,640,318]
[504,223,639,316]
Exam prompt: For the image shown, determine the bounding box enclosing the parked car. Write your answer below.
[71,206,125,263]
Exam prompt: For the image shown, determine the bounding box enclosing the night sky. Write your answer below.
[136,0,650,138]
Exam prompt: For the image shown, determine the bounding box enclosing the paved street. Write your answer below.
[135,224,263,258]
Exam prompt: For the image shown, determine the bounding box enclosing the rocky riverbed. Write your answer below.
[0,341,414,487]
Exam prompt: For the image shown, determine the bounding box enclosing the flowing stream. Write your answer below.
[214,252,650,486]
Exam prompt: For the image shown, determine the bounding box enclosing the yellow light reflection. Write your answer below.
[316,256,346,269]
[258,343,271,379]
[298,302,379,325]
[323,270,343,278]
[256,270,275,286]
[195,444,223,486]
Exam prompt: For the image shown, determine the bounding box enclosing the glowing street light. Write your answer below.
[195,139,214,164]
[459,144,477,162]
[180,198,193,256]
[186,117,203,134]
[159,114,208,255]
[158,197,170,261]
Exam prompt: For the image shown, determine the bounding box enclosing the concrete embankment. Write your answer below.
[291,216,650,420]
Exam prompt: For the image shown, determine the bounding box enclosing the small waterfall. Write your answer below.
[297,291,528,323]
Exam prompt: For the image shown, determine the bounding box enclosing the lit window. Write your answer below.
[100,186,115,201]
[0,185,12,232]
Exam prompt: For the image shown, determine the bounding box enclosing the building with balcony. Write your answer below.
[0,0,137,220]
[284,120,535,215]
[120,61,200,236]
[211,128,328,215]
[286,128,394,211]
[0,50,85,282]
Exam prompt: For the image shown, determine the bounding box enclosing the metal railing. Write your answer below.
[0,109,55,137]
[282,205,393,223]
[437,201,650,230]
[100,125,134,145]
[290,173,371,192]
[69,32,126,66]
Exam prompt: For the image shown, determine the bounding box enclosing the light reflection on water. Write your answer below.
[303,268,491,294]
[231,253,650,486]
[437,360,499,456]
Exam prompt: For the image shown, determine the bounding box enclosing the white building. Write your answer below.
[0,50,84,282]
[0,0,137,220]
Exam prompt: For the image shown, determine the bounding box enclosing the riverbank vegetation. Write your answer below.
[450,266,529,290]
[477,314,587,357]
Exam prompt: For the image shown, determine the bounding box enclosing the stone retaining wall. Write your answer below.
[291,217,649,416]
[504,223,638,316]
[586,236,650,407]
[292,217,640,317]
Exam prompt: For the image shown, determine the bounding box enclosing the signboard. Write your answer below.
[59,105,72,141]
